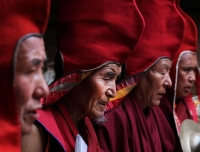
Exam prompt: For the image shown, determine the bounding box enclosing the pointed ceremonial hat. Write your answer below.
[126,0,186,76]
[57,0,145,74]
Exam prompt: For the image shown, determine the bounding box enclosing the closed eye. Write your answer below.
[26,69,35,74]
[104,72,117,80]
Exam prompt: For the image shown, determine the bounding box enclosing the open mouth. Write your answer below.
[157,93,165,99]
[28,110,37,114]
[98,101,108,107]
[185,87,191,92]
[26,110,40,121]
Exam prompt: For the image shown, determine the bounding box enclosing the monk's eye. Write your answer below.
[103,72,116,80]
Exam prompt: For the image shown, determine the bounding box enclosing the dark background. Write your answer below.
[181,0,200,61]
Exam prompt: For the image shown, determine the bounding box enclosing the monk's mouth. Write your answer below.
[157,94,165,98]
[98,101,108,107]
[25,110,40,121]
[184,87,191,92]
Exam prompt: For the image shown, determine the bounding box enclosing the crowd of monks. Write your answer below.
[0,0,199,152]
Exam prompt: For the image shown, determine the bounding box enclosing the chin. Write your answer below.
[151,100,160,107]
[176,93,188,99]
[94,115,107,124]
[91,110,104,118]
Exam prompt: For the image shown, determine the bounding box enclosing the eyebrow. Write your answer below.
[162,64,170,70]
[31,58,48,66]
[184,66,198,70]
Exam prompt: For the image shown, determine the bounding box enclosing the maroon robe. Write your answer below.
[37,97,100,152]
[159,95,194,152]
[94,90,175,152]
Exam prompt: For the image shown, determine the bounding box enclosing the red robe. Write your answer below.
[159,95,195,152]
[37,98,100,152]
[94,90,175,152]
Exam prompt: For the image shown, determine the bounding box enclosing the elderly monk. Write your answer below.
[159,0,199,151]
[0,0,49,151]
[93,0,185,151]
[21,0,145,151]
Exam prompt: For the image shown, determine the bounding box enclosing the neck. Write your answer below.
[132,86,147,110]
[64,94,85,126]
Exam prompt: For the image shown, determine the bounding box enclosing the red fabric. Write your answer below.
[94,91,175,152]
[57,0,145,74]
[0,0,50,151]
[175,99,192,123]
[160,96,198,152]
[38,99,100,152]
[41,71,82,105]
[126,0,186,76]
[159,96,183,152]
[106,72,143,111]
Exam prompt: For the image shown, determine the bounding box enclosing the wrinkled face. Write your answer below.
[70,63,121,119]
[137,58,172,108]
[13,36,49,135]
[176,53,198,99]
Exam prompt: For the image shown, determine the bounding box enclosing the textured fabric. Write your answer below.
[159,96,183,152]
[94,91,175,152]
[38,99,100,152]
[106,72,143,111]
[57,0,145,74]
[0,0,50,151]
[126,0,186,76]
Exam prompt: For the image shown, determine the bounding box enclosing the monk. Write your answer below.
[21,0,145,151]
[159,1,199,151]
[93,0,185,151]
[0,0,49,151]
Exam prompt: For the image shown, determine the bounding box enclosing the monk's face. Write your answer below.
[69,63,121,120]
[176,52,198,99]
[138,58,172,108]
[13,36,49,135]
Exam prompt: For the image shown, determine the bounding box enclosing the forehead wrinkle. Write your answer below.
[105,64,121,73]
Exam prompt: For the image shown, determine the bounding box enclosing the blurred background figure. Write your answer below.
[0,0,50,151]
[13,35,49,135]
